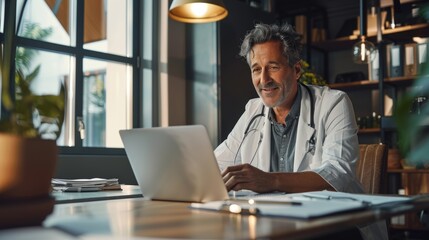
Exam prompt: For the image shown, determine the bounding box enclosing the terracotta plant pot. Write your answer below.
[387,148,402,169]
[0,133,57,228]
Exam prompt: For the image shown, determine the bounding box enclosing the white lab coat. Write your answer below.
[214,84,387,240]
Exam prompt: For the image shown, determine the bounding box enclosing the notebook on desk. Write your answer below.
[119,125,230,203]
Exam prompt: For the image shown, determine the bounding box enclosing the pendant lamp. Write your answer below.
[169,0,228,23]
[353,0,375,64]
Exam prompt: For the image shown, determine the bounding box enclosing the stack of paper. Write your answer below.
[52,178,121,192]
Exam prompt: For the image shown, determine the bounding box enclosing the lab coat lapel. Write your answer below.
[294,84,316,172]
[257,106,271,172]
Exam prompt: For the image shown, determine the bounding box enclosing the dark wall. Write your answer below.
[275,0,359,39]
[56,154,137,185]
[219,1,276,141]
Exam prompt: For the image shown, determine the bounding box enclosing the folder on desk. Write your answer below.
[52,178,121,192]
[190,191,411,219]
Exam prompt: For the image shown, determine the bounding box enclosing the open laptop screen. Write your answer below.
[119,125,229,202]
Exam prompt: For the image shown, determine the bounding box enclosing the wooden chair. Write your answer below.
[356,144,388,194]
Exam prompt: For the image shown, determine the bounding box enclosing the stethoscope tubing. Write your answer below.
[244,83,315,136]
[237,83,317,166]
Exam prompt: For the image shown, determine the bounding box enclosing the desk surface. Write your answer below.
[43,196,429,239]
[3,184,428,239]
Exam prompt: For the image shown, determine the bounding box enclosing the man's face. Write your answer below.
[250,41,300,109]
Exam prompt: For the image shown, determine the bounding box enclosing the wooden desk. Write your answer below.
[43,197,429,239]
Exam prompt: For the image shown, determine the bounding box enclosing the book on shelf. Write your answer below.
[390,44,404,78]
[295,15,307,44]
[368,49,380,81]
[354,11,387,36]
[368,42,426,80]
[311,28,327,43]
[417,42,428,74]
[404,42,418,76]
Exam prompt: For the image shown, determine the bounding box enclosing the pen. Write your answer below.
[302,193,331,200]
[301,193,370,205]
[226,199,302,206]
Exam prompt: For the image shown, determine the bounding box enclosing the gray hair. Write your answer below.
[239,23,302,67]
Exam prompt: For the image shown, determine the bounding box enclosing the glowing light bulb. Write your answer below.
[190,3,208,18]
[353,36,376,64]
[228,204,242,214]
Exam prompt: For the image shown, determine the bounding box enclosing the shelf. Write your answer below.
[328,76,415,91]
[358,128,380,134]
[329,80,379,91]
[384,76,421,87]
[312,23,429,52]
[388,169,429,174]
[382,115,429,131]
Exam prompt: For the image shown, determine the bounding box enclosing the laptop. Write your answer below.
[119,125,230,203]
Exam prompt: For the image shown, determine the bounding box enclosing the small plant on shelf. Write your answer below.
[299,60,326,86]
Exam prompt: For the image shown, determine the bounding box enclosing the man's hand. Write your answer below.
[221,164,335,193]
[221,164,275,193]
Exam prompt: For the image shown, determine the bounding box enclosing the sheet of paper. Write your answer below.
[0,227,77,240]
[190,190,413,219]
[190,199,366,219]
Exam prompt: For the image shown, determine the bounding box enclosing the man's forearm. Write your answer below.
[271,171,335,193]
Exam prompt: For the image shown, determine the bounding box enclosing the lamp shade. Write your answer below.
[169,0,228,23]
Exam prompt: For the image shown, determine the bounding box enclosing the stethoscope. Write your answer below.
[240,83,317,164]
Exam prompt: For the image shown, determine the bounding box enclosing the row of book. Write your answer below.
[356,112,381,129]
[295,15,327,44]
[368,41,428,80]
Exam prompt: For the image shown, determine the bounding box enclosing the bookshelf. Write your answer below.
[324,19,429,232]
[328,76,417,91]
[312,23,429,51]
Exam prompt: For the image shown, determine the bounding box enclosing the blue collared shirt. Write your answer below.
[269,86,301,172]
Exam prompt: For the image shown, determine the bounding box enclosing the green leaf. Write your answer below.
[407,136,429,168]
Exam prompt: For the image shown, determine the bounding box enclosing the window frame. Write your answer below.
[1,0,143,155]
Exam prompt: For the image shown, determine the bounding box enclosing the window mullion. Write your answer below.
[74,0,85,148]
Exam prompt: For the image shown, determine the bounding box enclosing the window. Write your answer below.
[82,58,132,147]
[1,0,139,152]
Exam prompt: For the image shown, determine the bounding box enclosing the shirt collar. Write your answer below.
[268,86,301,123]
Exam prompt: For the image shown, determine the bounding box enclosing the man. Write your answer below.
[214,23,387,240]
[215,22,360,194]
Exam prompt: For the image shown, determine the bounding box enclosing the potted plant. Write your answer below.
[0,1,65,228]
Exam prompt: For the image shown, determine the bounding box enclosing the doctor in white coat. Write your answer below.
[214,23,387,240]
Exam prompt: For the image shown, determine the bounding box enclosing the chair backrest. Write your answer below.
[356,144,388,194]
